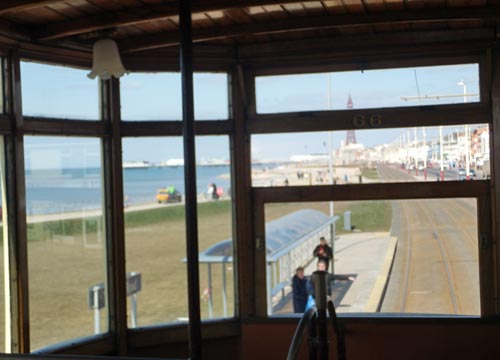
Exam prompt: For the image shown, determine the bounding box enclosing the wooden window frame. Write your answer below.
[243,50,497,320]
[251,181,494,318]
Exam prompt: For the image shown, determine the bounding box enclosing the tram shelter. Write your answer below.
[193,209,338,318]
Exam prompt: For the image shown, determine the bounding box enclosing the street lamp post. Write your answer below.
[326,73,335,274]
[439,126,444,181]
[422,127,427,180]
[414,127,418,176]
[458,80,470,179]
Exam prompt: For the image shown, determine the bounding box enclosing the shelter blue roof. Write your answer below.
[200,209,333,261]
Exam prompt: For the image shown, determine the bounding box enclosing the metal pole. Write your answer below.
[82,209,86,246]
[439,126,444,181]
[222,262,227,317]
[327,73,335,275]
[208,264,213,319]
[313,271,329,359]
[423,127,427,180]
[93,288,100,335]
[459,80,470,179]
[266,263,272,315]
[414,127,418,175]
[406,129,410,171]
[179,0,202,358]
[287,253,291,285]
[131,294,137,328]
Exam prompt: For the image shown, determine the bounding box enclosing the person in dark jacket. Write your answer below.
[292,267,308,313]
[308,260,356,301]
[313,236,333,271]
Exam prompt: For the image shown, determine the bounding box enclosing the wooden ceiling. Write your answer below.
[1,0,500,62]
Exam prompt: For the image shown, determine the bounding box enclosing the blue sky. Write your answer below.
[20,61,480,166]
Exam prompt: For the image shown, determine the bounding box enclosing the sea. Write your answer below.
[24,166,233,216]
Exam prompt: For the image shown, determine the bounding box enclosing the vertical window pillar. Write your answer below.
[179,0,202,358]
[489,47,500,315]
[229,65,254,318]
[4,51,29,353]
[101,78,127,354]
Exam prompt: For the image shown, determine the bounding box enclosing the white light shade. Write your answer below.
[88,38,127,80]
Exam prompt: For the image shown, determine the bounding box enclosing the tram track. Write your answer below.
[399,203,413,313]
[377,164,479,315]
[436,201,477,254]
[414,200,459,314]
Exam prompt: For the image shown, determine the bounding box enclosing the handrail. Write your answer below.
[328,300,346,360]
[288,273,347,360]
[286,306,317,360]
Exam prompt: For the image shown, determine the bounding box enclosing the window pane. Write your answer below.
[256,64,479,114]
[196,136,234,320]
[123,136,233,327]
[21,62,99,120]
[252,124,490,186]
[123,137,187,327]
[0,58,4,114]
[267,199,479,317]
[0,137,5,352]
[25,137,106,350]
[120,73,228,121]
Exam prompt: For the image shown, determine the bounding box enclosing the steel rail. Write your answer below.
[378,165,460,313]
[415,200,460,314]
[439,199,478,250]
[375,164,414,312]
[399,202,414,313]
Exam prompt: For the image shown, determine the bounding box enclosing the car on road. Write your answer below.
[458,168,475,180]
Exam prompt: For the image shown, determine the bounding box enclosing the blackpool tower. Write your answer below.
[345,93,357,145]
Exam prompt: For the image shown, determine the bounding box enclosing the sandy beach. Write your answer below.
[252,164,366,187]
[26,164,371,224]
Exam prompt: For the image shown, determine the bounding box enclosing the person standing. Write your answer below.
[313,236,333,271]
[292,267,308,313]
[307,260,335,299]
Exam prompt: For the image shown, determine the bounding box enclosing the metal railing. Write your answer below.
[286,271,346,360]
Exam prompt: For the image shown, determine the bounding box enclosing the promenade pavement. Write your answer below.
[274,231,396,314]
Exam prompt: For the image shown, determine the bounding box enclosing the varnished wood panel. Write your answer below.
[127,319,240,348]
[341,0,366,13]
[322,0,349,14]
[261,4,289,19]
[0,1,67,15]
[243,40,487,74]
[477,193,495,317]
[301,1,327,16]
[33,1,342,40]
[120,120,231,137]
[22,118,107,136]
[248,104,490,134]
[23,2,500,49]
[489,47,500,315]
[101,78,128,355]
[254,180,489,204]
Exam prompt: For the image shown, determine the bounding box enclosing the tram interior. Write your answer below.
[0,1,499,359]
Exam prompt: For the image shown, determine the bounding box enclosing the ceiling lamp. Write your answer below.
[88,38,127,80]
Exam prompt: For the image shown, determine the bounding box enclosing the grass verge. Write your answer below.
[336,200,392,234]
[361,167,380,180]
